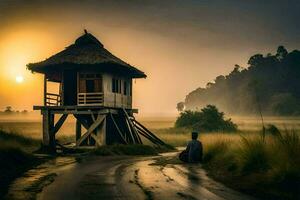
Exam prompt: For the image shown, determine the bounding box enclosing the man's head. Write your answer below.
[192,131,198,140]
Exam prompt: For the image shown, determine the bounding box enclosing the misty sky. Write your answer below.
[0,0,299,116]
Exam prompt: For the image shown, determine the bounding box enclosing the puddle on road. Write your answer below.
[5,157,77,200]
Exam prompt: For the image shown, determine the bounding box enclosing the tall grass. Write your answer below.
[202,129,300,200]
[0,129,40,152]
[0,129,42,198]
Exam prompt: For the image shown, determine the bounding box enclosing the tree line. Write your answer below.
[179,46,300,116]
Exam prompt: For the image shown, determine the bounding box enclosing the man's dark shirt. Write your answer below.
[186,139,203,163]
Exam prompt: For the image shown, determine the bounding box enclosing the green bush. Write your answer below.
[175,105,237,132]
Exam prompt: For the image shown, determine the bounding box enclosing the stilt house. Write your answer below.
[27,30,165,152]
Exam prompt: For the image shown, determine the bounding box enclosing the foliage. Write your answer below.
[0,129,42,198]
[182,46,300,116]
[202,128,300,199]
[175,105,237,132]
[0,129,40,152]
[176,102,185,112]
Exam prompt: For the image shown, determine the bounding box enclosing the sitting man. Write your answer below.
[179,131,203,163]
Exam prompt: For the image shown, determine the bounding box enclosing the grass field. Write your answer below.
[0,129,42,198]
[201,130,300,200]
[1,115,300,199]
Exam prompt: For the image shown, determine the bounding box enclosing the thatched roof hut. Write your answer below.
[27,30,146,79]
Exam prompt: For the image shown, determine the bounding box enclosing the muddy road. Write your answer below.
[6,153,256,200]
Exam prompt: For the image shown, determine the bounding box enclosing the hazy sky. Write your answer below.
[0,0,299,116]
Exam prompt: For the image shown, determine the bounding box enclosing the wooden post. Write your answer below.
[42,109,55,152]
[49,114,55,150]
[100,117,107,145]
[42,109,50,146]
[44,75,47,106]
[76,119,81,141]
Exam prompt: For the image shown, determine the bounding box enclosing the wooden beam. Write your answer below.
[124,115,141,144]
[124,116,134,143]
[76,115,105,146]
[136,129,160,145]
[134,119,166,145]
[135,125,164,145]
[132,121,143,144]
[91,113,96,122]
[110,113,128,144]
[90,133,102,146]
[73,114,89,130]
[122,109,137,142]
[98,117,107,145]
[33,106,127,115]
[50,114,68,135]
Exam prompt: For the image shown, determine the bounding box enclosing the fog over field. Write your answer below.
[1,113,300,139]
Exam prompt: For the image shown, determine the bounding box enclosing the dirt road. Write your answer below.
[6,153,257,200]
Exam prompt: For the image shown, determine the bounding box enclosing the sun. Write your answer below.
[16,75,24,83]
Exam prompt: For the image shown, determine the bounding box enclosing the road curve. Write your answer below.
[6,153,257,200]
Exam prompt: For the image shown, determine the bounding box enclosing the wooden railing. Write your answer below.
[46,93,61,106]
[78,92,104,106]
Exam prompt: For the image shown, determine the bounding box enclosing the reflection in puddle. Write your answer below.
[5,157,77,200]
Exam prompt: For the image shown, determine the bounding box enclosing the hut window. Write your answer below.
[112,78,122,93]
[79,73,102,93]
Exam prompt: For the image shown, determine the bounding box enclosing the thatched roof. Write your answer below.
[27,31,146,78]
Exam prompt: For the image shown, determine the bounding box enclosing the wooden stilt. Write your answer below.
[42,109,55,152]
[76,119,81,141]
[99,117,107,145]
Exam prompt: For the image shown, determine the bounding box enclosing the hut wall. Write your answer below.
[76,72,132,108]
[102,73,132,109]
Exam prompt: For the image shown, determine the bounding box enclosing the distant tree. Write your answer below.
[215,75,225,84]
[176,102,185,112]
[248,54,264,67]
[227,65,243,79]
[276,45,288,60]
[206,82,214,89]
[4,106,13,113]
[21,110,28,114]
